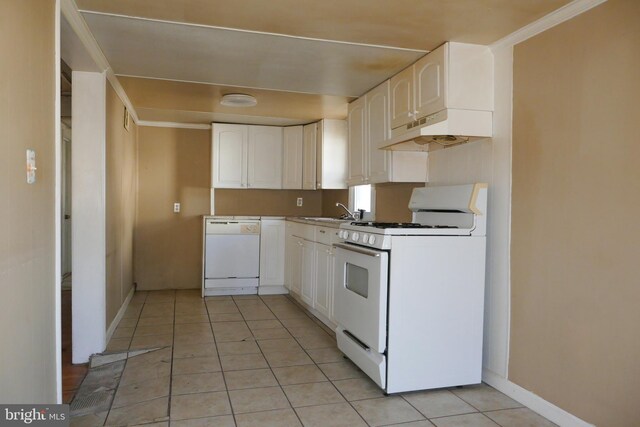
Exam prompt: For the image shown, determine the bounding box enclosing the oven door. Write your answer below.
[333,243,389,353]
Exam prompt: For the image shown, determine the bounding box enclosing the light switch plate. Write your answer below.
[26,149,36,184]
[173,202,180,213]
[297,197,303,207]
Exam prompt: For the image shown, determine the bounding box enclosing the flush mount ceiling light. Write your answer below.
[220,93,257,107]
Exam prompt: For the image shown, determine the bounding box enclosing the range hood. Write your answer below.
[381,109,493,152]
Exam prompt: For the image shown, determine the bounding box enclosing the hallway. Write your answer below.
[69,290,555,427]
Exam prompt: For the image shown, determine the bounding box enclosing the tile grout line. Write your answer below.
[205,295,237,426]
[101,292,146,427]
[256,294,377,426]
[166,290,177,427]
[264,294,375,426]
[252,295,307,426]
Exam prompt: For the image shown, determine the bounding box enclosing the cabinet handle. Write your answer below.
[297,241,303,246]
[319,230,326,234]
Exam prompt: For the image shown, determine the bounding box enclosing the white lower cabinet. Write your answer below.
[259,219,286,295]
[284,221,339,328]
[286,234,303,296]
[300,240,315,306]
[313,243,333,319]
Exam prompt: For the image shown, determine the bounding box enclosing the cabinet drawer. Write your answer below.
[288,221,315,241]
[316,226,340,246]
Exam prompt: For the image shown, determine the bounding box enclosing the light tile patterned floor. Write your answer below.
[71,290,557,427]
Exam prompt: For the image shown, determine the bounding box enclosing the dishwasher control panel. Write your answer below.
[206,220,261,235]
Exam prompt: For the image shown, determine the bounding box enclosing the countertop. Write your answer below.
[202,215,348,228]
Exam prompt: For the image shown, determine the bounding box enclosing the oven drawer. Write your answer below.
[337,327,386,389]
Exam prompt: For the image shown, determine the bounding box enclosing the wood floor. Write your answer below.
[62,289,88,403]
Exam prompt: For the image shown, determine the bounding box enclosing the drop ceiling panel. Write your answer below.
[77,0,573,50]
[136,108,311,126]
[118,76,350,122]
[82,12,425,97]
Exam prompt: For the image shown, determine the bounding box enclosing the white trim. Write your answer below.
[60,0,139,124]
[257,286,289,295]
[105,286,135,343]
[137,120,212,130]
[490,0,607,50]
[78,10,427,54]
[54,0,63,404]
[115,73,360,99]
[483,369,595,427]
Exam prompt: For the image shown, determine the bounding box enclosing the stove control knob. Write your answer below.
[352,232,360,242]
[368,235,376,245]
[338,230,344,238]
[342,231,349,240]
[361,233,369,243]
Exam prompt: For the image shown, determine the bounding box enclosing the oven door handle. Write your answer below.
[333,243,381,257]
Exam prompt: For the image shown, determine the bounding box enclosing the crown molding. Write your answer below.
[137,121,212,130]
[60,0,139,124]
[490,0,607,51]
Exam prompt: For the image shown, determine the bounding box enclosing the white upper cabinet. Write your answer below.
[302,123,317,190]
[282,126,304,189]
[317,119,348,189]
[248,126,283,189]
[414,43,446,119]
[389,66,414,130]
[390,42,494,131]
[212,124,248,188]
[347,97,366,186]
[347,81,427,186]
[366,81,392,183]
[213,123,283,189]
[303,120,348,190]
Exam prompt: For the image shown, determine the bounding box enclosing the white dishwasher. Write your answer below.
[203,219,260,296]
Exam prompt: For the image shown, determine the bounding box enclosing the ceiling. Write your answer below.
[74,0,572,125]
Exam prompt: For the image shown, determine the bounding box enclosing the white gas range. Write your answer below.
[332,183,488,394]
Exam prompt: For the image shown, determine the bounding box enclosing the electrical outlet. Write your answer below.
[26,149,36,184]
[296,197,303,207]
[173,202,180,213]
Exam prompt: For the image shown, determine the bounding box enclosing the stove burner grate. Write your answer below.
[350,222,458,229]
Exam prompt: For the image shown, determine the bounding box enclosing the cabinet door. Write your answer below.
[314,243,333,318]
[347,97,366,185]
[300,240,315,305]
[389,66,414,130]
[366,81,391,183]
[259,220,285,287]
[212,124,247,188]
[414,43,446,119]
[282,126,303,189]
[302,123,317,190]
[289,236,303,296]
[248,126,283,189]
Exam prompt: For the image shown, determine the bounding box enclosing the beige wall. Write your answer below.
[321,189,348,217]
[105,83,137,325]
[135,126,211,290]
[510,1,640,426]
[0,1,58,402]
[215,189,323,217]
[375,183,424,222]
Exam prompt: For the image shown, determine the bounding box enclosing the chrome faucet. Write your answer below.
[336,203,357,220]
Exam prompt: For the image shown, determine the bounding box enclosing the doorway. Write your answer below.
[60,64,88,403]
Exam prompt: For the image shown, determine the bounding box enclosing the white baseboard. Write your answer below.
[258,285,289,295]
[482,368,595,427]
[105,286,135,345]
